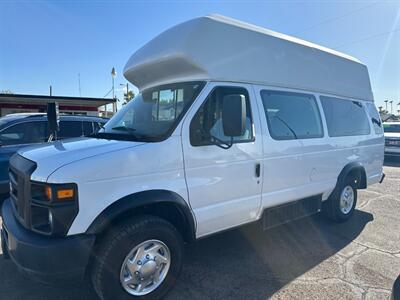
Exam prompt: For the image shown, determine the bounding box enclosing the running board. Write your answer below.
[262,195,322,230]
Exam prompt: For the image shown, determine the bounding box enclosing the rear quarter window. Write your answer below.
[320,96,370,137]
[365,103,383,134]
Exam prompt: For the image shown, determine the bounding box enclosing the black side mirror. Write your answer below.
[222,94,246,137]
[47,102,59,141]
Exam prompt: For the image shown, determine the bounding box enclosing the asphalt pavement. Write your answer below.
[0,158,399,300]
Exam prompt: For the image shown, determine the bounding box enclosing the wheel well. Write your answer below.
[86,190,196,244]
[108,202,194,243]
[342,165,367,189]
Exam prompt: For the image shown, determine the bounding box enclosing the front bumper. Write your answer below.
[385,146,400,156]
[1,198,95,284]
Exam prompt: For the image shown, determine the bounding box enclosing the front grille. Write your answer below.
[385,138,400,147]
[9,154,37,228]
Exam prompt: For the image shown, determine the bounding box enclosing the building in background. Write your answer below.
[0,93,115,117]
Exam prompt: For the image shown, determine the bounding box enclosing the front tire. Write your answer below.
[322,177,357,222]
[91,215,184,300]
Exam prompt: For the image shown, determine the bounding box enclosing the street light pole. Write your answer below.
[111,67,117,116]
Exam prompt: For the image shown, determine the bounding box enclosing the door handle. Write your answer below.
[255,163,261,178]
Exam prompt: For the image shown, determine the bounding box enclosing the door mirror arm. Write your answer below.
[210,135,233,150]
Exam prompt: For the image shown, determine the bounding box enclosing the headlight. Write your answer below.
[30,182,79,236]
[31,183,77,202]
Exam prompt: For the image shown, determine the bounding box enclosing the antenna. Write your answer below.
[78,73,82,97]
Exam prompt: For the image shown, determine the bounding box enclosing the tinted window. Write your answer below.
[59,121,83,138]
[260,90,323,140]
[82,122,94,136]
[190,87,253,146]
[320,96,370,137]
[0,121,47,146]
[365,103,383,134]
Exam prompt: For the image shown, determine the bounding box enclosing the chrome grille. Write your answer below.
[385,138,400,147]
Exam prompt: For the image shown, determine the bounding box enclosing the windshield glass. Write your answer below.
[383,123,400,133]
[99,81,205,142]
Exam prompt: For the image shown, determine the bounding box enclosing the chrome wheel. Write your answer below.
[120,239,171,296]
[340,185,354,215]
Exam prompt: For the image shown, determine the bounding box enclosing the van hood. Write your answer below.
[384,132,400,138]
[18,137,145,182]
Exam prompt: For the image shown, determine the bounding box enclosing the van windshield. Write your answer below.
[96,81,205,142]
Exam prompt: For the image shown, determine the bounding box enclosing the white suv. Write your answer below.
[383,122,400,157]
[1,15,384,300]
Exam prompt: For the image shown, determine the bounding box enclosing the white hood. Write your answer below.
[18,137,145,182]
[384,132,400,138]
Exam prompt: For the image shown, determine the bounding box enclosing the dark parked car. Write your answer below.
[0,113,107,198]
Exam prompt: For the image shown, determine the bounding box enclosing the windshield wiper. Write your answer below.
[111,126,137,132]
[108,126,160,141]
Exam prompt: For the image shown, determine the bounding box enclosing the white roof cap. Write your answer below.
[124,14,373,101]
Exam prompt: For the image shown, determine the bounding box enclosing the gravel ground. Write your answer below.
[0,158,399,300]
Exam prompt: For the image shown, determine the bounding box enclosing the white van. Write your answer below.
[1,15,384,300]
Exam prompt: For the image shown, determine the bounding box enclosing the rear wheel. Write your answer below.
[323,177,357,222]
[91,215,184,300]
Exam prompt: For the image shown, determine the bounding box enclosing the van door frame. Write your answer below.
[180,81,264,238]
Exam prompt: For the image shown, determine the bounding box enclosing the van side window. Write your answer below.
[320,96,370,137]
[260,90,323,140]
[190,87,254,146]
[365,103,383,134]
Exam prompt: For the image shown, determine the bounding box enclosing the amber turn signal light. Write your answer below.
[56,189,74,200]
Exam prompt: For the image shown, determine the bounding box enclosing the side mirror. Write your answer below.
[47,102,59,140]
[222,94,246,137]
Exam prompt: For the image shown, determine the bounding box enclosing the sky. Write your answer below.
[0,0,399,112]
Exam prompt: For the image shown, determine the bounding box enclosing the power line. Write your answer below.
[334,28,400,49]
[103,88,113,98]
[293,1,379,35]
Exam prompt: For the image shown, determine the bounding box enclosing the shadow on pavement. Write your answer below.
[168,209,373,299]
[0,210,373,300]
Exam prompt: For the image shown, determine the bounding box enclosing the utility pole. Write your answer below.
[78,73,81,97]
[120,83,130,105]
[49,85,52,96]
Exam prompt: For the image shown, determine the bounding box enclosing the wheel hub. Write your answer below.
[340,185,354,215]
[138,258,157,278]
[120,239,171,296]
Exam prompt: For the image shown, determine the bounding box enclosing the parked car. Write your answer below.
[1,15,384,300]
[383,122,400,157]
[0,113,107,199]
